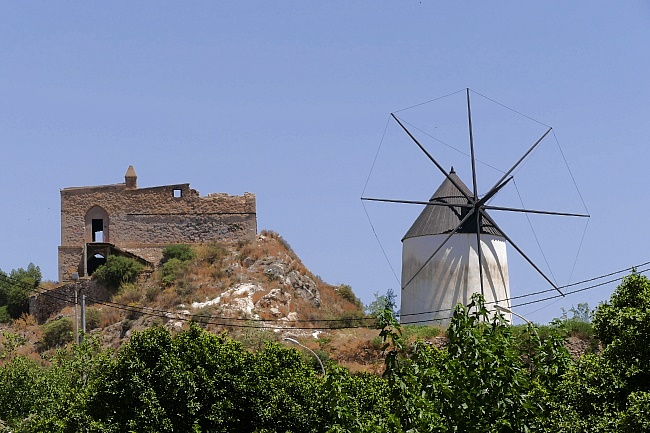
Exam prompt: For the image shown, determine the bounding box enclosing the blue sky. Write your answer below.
[1,2,649,323]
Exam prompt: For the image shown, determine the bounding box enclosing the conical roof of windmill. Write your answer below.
[402,167,505,241]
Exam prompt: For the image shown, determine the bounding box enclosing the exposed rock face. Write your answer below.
[255,256,321,307]
[256,288,292,310]
[287,271,320,307]
[191,283,265,319]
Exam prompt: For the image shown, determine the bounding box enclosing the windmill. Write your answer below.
[362,89,590,325]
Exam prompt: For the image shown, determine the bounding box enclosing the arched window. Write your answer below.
[85,206,110,243]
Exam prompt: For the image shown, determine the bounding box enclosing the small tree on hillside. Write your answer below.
[92,256,144,290]
[1,264,42,319]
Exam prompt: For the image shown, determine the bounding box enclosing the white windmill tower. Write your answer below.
[400,167,511,324]
[362,89,589,325]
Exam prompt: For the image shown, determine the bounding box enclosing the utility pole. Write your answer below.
[72,272,79,344]
[80,293,86,344]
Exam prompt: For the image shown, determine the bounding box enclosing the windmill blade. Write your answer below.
[485,127,552,196]
[476,176,513,208]
[466,88,478,201]
[483,205,590,218]
[391,113,474,203]
[480,209,564,296]
[361,196,473,209]
[402,208,477,290]
[475,209,485,297]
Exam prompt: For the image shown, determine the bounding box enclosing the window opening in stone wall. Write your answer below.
[87,253,106,276]
[92,219,104,242]
[173,188,182,198]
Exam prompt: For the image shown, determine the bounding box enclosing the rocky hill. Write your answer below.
[1,230,597,373]
[3,230,390,371]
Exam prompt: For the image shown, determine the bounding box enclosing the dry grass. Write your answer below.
[9,231,378,366]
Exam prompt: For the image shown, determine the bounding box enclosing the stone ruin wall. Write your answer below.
[29,279,113,324]
[59,181,257,282]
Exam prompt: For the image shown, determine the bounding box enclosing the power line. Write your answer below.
[1,273,375,330]
[2,258,647,328]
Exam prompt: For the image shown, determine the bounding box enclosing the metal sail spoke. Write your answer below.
[476,176,513,208]
[475,209,485,297]
[361,197,472,208]
[480,209,564,296]
[402,208,477,291]
[391,113,474,203]
[483,205,590,218]
[467,88,478,201]
[485,127,552,196]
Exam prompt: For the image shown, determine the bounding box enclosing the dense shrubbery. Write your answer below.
[39,317,73,350]
[160,257,188,287]
[541,271,650,432]
[0,263,42,321]
[92,256,144,289]
[0,273,648,432]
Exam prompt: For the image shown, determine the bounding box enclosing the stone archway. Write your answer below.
[85,206,110,243]
[87,252,107,276]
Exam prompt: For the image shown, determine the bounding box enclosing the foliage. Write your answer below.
[0,305,9,323]
[0,331,27,361]
[1,274,649,432]
[522,302,598,355]
[85,307,102,331]
[366,289,397,326]
[160,258,189,287]
[336,284,363,309]
[542,271,650,431]
[0,263,42,319]
[92,255,144,289]
[161,244,195,264]
[402,324,441,341]
[40,317,74,350]
[0,270,7,306]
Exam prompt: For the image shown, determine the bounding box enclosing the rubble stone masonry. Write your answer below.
[58,166,257,282]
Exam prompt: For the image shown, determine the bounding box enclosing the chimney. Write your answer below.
[125,165,137,189]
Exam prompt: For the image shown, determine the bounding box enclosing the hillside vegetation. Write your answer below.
[2,231,648,431]
[0,272,648,431]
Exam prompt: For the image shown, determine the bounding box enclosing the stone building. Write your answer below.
[58,166,257,283]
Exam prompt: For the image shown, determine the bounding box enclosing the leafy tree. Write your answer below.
[377,293,571,432]
[366,289,397,325]
[0,263,42,319]
[0,270,8,306]
[92,255,144,289]
[543,271,650,431]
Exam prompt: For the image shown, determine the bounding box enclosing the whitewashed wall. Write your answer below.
[401,233,511,325]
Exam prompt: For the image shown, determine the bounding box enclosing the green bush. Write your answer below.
[40,317,73,350]
[0,305,10,323]
[337,284,363,308]
[85,308,102,331]
[93,256,144,289]
[162,244,195,263]
[403,324,441,341]
[160,258,188,287]
[6,285,30,319]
